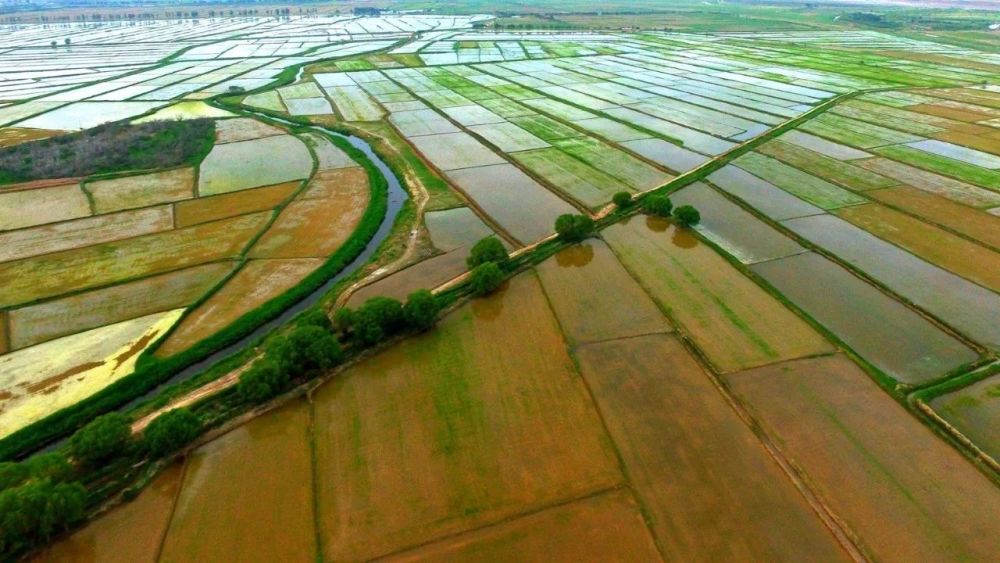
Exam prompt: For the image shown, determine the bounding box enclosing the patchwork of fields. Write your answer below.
[5,17,1000,561]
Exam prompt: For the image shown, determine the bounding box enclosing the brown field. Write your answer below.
[910,103,996,123]
[0,312,7,355]
[868,186,1000,250]
[0,127,60,147]
[0,205,174,264]
[573,335,846,561]
[854,158,1000,208]
[9,262,235,350]
[33,464,183,563]
[535,240,672,346]
[835,203,1000,292]
[158,401,316,562]
[728,355,1000,561]
[602,217,833,373]
[381,490,662,563]
[173,181,297,227]
[313,273,621,561]
[299,167,366,200]
[0,181,90,231]
[248,175,369,259]
[214,117,286,144]
[0,212,270,308]
[156,258,321,357]
[347,250,467,307]
[932,129,1000,156]
[86,168,195,214]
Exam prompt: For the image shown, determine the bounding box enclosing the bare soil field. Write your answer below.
[728,355,1000,562]
[868,186,1000,250]
[573,334,847,561]
[381,490,662,563]
[214,118,285,144]
[173,181,298,227]
[313,273,620,561]
[603,217,833,373]
[158,401,316,562]
[156,258,321,357]
[535,240,672,346]
[86,168,195,214]
[0,181,91,231]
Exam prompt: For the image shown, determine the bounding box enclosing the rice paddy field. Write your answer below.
[10,12,1000,562]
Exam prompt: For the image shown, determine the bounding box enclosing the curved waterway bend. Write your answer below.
[121,121,408,409]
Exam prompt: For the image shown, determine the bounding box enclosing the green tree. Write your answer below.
[24,454,74,484]
[554,214,594,242]
[333,307,354,333]
[470,262,504,296]
[403,289,440,331]
[237,360,288,403]
[272,326,344,377]
[0,479,86,553]
[642,194,673,217]
[0,463,27,492]
[297,308,332,331]
[143,408,202,458]
[352,297,404,345]
[466,236,508,269]
[68,413,131,467]
[612,191,632,208]
[673,205,701,227]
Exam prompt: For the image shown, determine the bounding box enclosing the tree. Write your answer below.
[0,479,86,553]
[68,413,131,467]
[333,307,354,333]
[298,308,332,331]
[237,360,288,403]
[24,454,73,484]
[673,205,701,227]
[470,262,504,296]
[554,214,594,242]
[64,37,71,45]
[612,191,632,208]
[642,194,673,217]
[403,289,440,331]
[272,326,343,377]
[352,297,404,345]
[143,408,202,457]
[466,236,507,269]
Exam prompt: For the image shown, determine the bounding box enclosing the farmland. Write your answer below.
[6,9,1000,562]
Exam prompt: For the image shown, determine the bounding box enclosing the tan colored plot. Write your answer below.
[536,240,672,346]
[0,205,173,264]
[86,167,195,214]
[836,203,1000,292]
[9,261,234,350]
[382,490,662,563]
[602,217,832,373]
[314,274,621,561]
[248,176,368,259]
[347,250,467,307]
[728,355,1000,562]
[0,312,7,355]
[174,181,297,227]
[909,103,996,123]
[214,117,285,144]
[854,157,1000,208]
[0,212,269,308]
[933,129,1000,157]
[299,167,366,200]
[0,181,90,231]
[156,258,321,357]
[574,335,846,561]
[0,127,59,147]
[869,186,1000,250]
[159,401,315,562]
[33,464,183,563]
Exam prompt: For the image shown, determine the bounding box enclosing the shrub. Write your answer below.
[352,297,405,345]
[0,479,86,553]
[333,307,354,333]
[642,194,673,217]
[297,309,332,331]
[272,326,344,377]
[673,204,701,227]
[143,408,202,458]
[470,262,504,296]
[0,464,27,492]
[68,413,131,467]
[403,289,441,332]
[24,454,74,484]
[612,191,632,208]
[554,214,594,242]
[466,236,508,269]
[237,360,288,403]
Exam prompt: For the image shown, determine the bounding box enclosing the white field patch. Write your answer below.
[243,91,286,113]
[441,104,506,126]
[17,101,165,131]
[0,309,184,438]
[323,86,383,121]
[467,122,550,152]
[198,135,312,195]
[301,132,357,170]
[906,139,1000,169]
[0,182,91,230]
[133,101,234,123]
[781,130,871,161]
[621,138,710,174]
[572,117,651,142]
[409,132,506,170]
[284,97,334,116]
[389,109,460,137]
